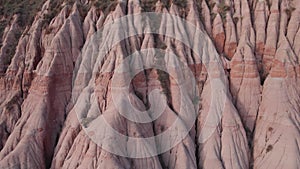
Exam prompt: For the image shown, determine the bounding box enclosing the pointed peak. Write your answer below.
[169,3,180,15]
[154,1,164,12]
[275,34,297,64]
[231,48,243,62]
[128,0,142,14]
[112,2,126,19]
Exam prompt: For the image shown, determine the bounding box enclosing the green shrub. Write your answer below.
[266,145,273,153]
[81,117,96,128]
[208,2,216,10]
[156,40,167,50]
[285,6,296,18]
[218,2,230,22]
[0,0,45,27]
[157,69,171,98]
[173,0,187,8]
[141,0,157,12]
[5,94,21,111]
[92,0,118,14]
[211,12,217,21]
[233,17,239,24]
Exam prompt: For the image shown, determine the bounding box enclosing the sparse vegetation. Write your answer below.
[92,0,118,15]
[1,29,22,72]
[285,6,296,19]
[192,96,200,105]
[0,0,48,66]
[208,2,217,21]
[268,127,273,131]
[173,0,187,8]
[157,69,171,99]
[140,0,187,15]
[156,39,167,50]
[3,47,14,68]
[218,2,230,22]
[194,0,204,22]
[266,145,273,153]
[5,94,21,111]
[218,2,230,12]
[0,0,46,27]
[211,12,217,21]
[0,0,46,51]
[44,0,75,24]
[141,0,157,12]
[233,17,239,24]
[81,117,96,128]
[208,1,216,10]
[173,0,187,17]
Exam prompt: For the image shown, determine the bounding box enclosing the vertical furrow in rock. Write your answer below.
[233,0,242,39]
[253,35,300,169]
[240,0,253,31]
[0,15,21,74]
[229,29,261,168]
[125,1,163,168]
[0,35,27,150]
[200,0,212,36]
[220,93,249,169]
[0,0,51,152]
[23,0,52,98]
[230,36,261,138]
[254,0,269,71]
[293,28,300,59]
[224,9,237,59]
[0,2,84,168]
[287,2,300,60]
[197,77,225,169]
[145,2,198,169]
[52,2,163,168]
[51,5,101,168]
[262,0,280,79]
[83,6,99,40]
[279,0,289,36]
[52,3,131,168]
[196,15,249,169]
[212,13,225,54]
[286,1,299,48]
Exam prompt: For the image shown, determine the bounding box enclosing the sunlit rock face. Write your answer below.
[0,0,299,169]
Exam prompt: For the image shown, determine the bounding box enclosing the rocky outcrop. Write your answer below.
[0,0,299,169]
[0,14,21,73]
[0,2,83,168]
[253,36,300,169]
